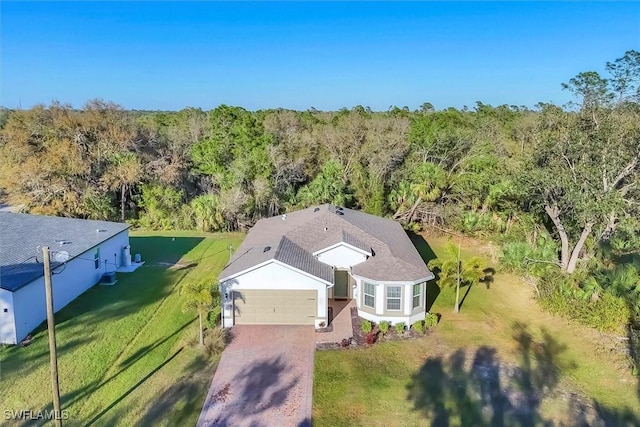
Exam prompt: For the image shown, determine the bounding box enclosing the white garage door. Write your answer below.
[234,289,317,325]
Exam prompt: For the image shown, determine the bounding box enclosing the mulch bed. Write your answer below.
[316,307,432,350]
[314,324,333,333]
[352,307,432,345]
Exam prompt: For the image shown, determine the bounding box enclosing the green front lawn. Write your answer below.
[0,231,244,426]
[313,233,640,426]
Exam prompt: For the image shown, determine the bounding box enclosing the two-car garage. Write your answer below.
[220,259,331,328]
[233,289,317,325]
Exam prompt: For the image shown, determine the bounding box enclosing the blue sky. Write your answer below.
[1,2,638,111]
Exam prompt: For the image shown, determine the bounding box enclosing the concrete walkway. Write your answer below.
[315,299,355,345]
[197,326,315,427]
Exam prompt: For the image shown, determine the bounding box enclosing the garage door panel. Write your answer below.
[234,290,317,325]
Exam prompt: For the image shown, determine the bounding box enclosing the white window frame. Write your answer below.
[413,283,422,309]
[364,282,375,308]
[386,285,402,311]
[94,248,100,270]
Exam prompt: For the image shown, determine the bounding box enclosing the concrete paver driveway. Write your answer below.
[197,325,315,427]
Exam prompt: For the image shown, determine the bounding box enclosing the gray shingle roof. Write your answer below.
[0,213,129,292]
[274,237,334,283]
[220,204,432,283]
[341,230,372,254]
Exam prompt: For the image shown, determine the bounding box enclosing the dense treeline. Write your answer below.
[1,52,640,350]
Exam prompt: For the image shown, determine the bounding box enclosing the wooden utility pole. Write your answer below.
[43,246,62,426]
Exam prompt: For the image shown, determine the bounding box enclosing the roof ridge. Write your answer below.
[219,204,431,282]
[274,235,293,258]
[273,235,334,283]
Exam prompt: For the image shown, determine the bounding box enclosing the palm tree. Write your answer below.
[389,181,415,219]
[406,163,447,223]
[101,152,143,222]
[190,194,224,232]
[428,242,486,313]
[297,160,353,207]
[181,278,220,346]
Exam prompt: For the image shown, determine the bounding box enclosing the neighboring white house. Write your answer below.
[0,213,130,344]
[219,204,435,328]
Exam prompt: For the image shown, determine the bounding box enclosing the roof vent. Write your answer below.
[264,246,271,252]
[282,214,287,220]
[55,239,72,245]
[335,211,344,216]
[336,206,344,211]
[96,229,107,233]
[324,227,328,231]
[313,207,320,212]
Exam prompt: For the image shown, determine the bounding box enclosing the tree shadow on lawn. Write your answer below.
[456,267,495,310]
[56,317,196,411]
[19,347,185,427]
[47,236,205,329]
[406,322,640,426]
[408,230,438,264]
[137,352,216,426]
[426,280,441,313]
[457,283,473,312]
[129,236,205,266]
[117,317,195,369]
[409,231,441,312]
[1,335,93,366]
[84,347,185,426]
[425,265,495,314]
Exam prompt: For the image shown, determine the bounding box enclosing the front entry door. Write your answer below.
[334,270,349,299]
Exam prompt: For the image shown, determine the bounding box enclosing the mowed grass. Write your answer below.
[313,233,640,426]
[0,231,244,426]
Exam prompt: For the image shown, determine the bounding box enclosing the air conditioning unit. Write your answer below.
[101,272,117,285]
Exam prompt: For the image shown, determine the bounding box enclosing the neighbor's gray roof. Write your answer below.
[0,213,130,292]
[219,204,432,283]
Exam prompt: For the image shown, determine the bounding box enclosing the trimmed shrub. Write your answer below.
[199,327,229,359]
[365,332,377,345]
[361,319,372,334]
[206,306,221,329]
[424,313,439,329]
[395,322,406,334]
[412,320,425,334]
[379,321,390,335]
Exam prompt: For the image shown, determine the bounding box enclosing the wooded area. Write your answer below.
[1,51,639,357]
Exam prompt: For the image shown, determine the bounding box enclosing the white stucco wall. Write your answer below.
[220,261,329,328]
[358,309,426,326]
[316,244,367,268]
[0,289,16,344]
[8,230,129,345]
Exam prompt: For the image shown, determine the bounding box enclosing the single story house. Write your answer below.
[219,204,434,328]
[0,213,130,344]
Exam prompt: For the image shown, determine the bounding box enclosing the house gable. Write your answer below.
[221,259,332,289]
[313,243,369,269]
